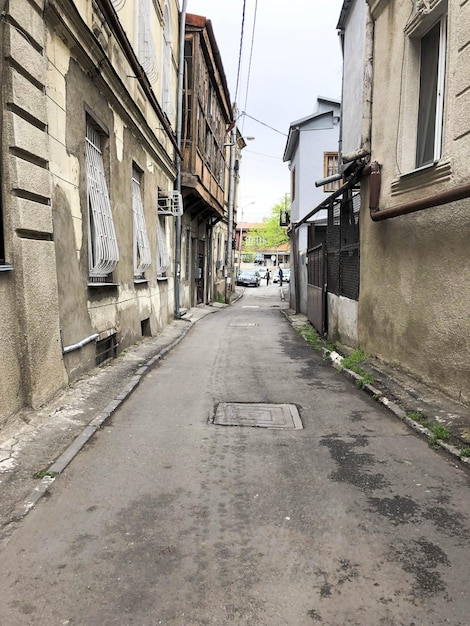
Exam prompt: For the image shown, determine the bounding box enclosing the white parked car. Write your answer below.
[273,268,290,283]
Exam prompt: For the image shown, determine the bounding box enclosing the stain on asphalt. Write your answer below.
[320,435,389,492]
[390,537,450,597]
[423,506,469,540]
[367,495,420,525]
[307,607,323,621]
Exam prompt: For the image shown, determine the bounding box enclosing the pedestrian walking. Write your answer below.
[278,266,283,286]
[266,269,270,286]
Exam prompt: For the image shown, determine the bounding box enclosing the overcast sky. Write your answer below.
[186,0,344,222]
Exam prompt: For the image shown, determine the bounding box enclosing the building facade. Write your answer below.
[358,0,470,403]
[283,97,341,315]
[180,14,241,307]
[0,0,181,424]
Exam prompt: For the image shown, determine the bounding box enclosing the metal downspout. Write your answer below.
[175,0,188,318]
[362,6,374,157]
[225,107,236,304]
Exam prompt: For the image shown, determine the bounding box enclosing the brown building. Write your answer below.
[180,14,243,306]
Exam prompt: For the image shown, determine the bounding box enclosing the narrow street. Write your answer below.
[1,286,469,626]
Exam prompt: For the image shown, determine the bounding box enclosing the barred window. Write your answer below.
[86,121,119,281]
[137,0,158,86]
[162,1,174,116]
[132,166,152,279]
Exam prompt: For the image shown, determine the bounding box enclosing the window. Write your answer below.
[398,3,448,176]
[85,121,119,282]
[291,168,296,201]
[415,16,447,168]
[323,152,340,192]
[156,216,170,278]
[162,2,174,116]
[136,0,158,86]
[131,166,152,279]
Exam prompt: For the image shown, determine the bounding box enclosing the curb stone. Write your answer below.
[285,311,470,470]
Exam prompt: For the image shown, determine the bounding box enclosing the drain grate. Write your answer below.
[213,403,303,429]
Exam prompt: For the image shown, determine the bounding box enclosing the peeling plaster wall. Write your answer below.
[358,0,470,404]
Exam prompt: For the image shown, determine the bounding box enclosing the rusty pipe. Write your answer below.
[368,161,381,213]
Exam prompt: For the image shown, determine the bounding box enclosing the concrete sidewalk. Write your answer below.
[0,303,222,537]
[1,292,469,542]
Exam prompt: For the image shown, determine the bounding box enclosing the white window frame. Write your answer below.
[156,215,170,278]
[132,167,152,279]
[415,15,447,168]
[86,122,119,281]
[399,3,448,176]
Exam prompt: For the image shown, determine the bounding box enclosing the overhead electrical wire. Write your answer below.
[240,0,258,132]
[234,0,247,104]
[241,111,288,136]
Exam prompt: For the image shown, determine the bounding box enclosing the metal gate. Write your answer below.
[307,242,327,335]
[327,190,360,301]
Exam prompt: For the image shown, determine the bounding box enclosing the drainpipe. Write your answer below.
[366,162,470,220]
[175,0,188,317]
[362,6,374,157]
[225,105,237,304]
[62,333,99,354]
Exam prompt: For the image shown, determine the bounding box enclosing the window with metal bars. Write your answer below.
[86,121,119,282]
[132,166,152,279]
[137,0,158,86]
[162,2,174,116]
[96,333,117,366]
[156,215,170,278]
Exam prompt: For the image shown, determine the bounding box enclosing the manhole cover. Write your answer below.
[230,322,258,327]
[213,403,303,429]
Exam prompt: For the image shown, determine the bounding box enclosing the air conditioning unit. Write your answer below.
[158,191,183,216]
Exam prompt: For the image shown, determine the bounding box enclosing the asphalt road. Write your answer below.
[1,285,469,625]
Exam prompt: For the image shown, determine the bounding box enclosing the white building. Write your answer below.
[283,97,341,314]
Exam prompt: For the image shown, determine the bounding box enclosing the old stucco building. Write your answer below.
[1,1,240,426]
[356,0,470,403]
[0,0,181,425]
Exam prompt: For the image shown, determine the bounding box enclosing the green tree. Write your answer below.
[243,199,289,255]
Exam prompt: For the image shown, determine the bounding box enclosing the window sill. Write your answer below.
[391,160,452,197]
[0,264,13,272]
[87,282,120,288]
[156,276,169,281]
[134,278,149,285]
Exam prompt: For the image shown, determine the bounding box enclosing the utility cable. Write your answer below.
[234,0,247,104]
[241,111,288,136]
[241,0,258,132]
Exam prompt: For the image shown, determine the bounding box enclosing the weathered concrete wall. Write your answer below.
[1,0,181,424]
[359,0,470,404]
[0,0,67,423]
[328,293,358,348]
[45,0,178,381]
